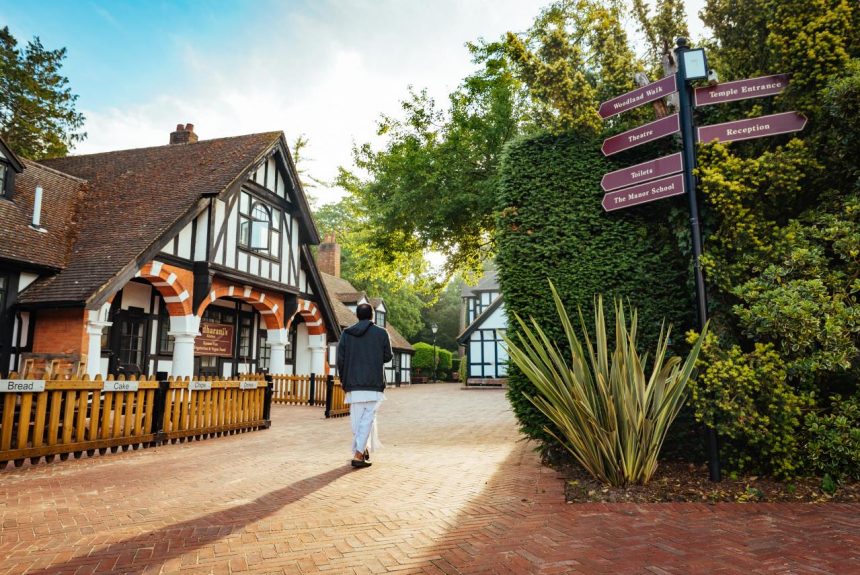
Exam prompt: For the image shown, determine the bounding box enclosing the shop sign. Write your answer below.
[188,381,212,391]
[196,322,234,357]
[103,380,139,392]
[1,379,45,393]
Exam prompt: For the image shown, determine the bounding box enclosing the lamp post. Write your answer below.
[675,37,721,482]
[431,323,438,382]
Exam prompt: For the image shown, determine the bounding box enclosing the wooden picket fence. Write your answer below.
[326,377,349,418]
[0,373,272,469]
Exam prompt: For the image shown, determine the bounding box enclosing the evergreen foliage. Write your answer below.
[0,26,85,159]
[496,131,692,449]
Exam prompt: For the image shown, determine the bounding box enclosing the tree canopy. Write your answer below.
[0,26,85,159]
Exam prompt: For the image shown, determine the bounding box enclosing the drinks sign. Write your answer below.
[601,152,683,192]
[602,173,686,212]
[195,322,234,357]
[601,114,680,156]
[694,74,789,107]
[598,75,677,119]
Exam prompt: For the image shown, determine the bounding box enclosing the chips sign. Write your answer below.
[601,114,680,156]
[602,173,686,212]
[694,74,789,107]
[601,152,683,192]
[698,111,807,144]
[598,75,677,119]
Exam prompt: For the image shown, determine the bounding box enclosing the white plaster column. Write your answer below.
[85,313,112,379]
[308,333,327,375]
[266,328,289,375]
[169,315,200,379]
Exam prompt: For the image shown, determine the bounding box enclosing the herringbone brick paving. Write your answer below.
[0,384,858,574]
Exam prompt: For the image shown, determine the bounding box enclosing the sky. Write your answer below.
[0,0,708,206]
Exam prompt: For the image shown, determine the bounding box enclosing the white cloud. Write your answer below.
[74,0,710,207]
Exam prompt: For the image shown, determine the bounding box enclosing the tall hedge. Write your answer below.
[496,131,694,452]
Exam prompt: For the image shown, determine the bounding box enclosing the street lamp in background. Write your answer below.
[431,323,438,382]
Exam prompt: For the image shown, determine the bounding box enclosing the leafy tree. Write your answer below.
[414,275,466,352]
[340,38,525,278]
[0,26,85,159]
[504,0,640,134]
[313,196,429,340]
[683,0,860,476]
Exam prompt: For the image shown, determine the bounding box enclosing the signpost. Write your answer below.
[694,73,789,107]
[602,173,685,212]
[698,111,806,144]
[601,152,683,192]
[598,75,677,119]
[601,114,679,156]
[596,36,806,482]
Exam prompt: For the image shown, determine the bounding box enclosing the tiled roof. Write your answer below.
[319,272,413,352]
[18,132,281,305]
[461,270,499,297]
[0,160,86,271]
[337,292,366,304]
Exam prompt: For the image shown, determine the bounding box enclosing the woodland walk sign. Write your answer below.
[598,75,677,119]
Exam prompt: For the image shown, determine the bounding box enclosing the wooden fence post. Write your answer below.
[324,375,334,418]
[308,373,316,406]
[150,380,170,446]
[263,374,273,427]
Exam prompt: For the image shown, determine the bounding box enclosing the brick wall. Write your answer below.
[32,308,87,354]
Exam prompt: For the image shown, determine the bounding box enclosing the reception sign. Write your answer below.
[195,322,234,357]
[698,111,807,144]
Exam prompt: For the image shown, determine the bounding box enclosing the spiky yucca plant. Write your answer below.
[504,283,707,486]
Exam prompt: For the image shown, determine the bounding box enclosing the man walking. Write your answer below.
[337,303,393,468]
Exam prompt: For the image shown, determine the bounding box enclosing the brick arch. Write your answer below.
[135,261,193,317]
[196,285,284,330]
[287,299,326,335]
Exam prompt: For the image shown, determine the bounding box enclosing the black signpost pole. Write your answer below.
[675,37,721,482]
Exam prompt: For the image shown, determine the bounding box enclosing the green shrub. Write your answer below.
[458,355,468,382]
[804,394,860,481]
[504,283,706,486]
[412,343,435,371]
[685,331,812,478]
[437,348,452,371]
[496,131,694,452]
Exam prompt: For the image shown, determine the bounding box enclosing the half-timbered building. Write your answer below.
[457,270,508,385]
[0,125,339,379]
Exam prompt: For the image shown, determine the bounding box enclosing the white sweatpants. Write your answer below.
[350,400,382,455]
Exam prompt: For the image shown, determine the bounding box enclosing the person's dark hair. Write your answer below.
[356,303,373,321]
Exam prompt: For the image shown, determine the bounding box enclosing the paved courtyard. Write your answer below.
[1,384,858,575]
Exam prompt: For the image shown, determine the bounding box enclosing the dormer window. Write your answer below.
[0,163,7,197]
[376,310,386,328]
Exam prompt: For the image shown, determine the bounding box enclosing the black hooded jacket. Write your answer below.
[336,320,393,393]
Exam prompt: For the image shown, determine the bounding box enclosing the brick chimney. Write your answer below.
[169,123,198,145]
[317,233,341,277]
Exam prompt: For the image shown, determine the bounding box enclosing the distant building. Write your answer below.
[457,271,508,386]
[0,125,340,379]
[315,235,414,385]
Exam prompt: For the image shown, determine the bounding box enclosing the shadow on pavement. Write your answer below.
[25,465,353,575]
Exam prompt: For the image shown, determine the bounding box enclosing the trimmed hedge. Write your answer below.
[412,342,452,375]
[495,131,694,452]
